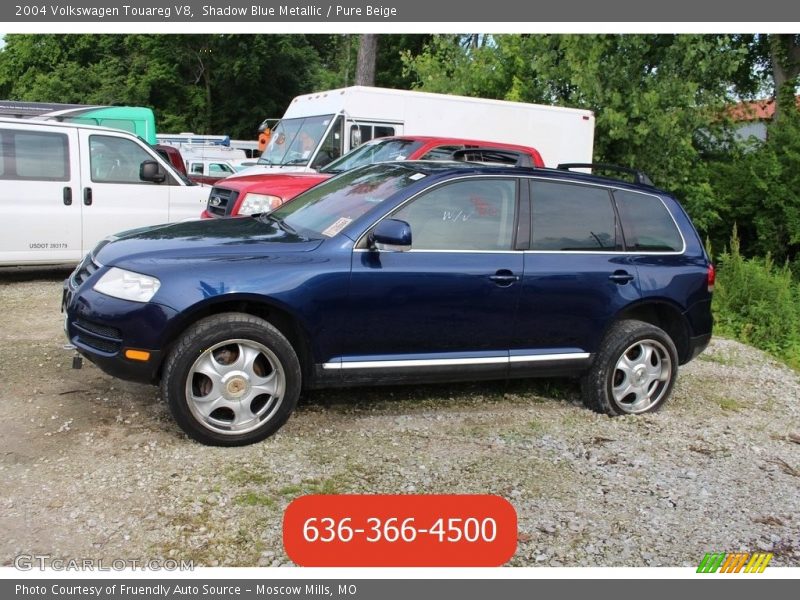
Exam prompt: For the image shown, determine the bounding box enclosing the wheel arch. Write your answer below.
[611,299,693,364]
[156,294,314,383]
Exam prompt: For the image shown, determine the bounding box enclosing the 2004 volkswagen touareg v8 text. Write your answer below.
[63,161,714,446]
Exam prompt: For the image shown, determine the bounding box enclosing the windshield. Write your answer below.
[257,114,334,167]
[269,163,427,238]
[321,138,426,174]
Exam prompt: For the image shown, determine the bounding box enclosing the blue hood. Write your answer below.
[93,218,323,267]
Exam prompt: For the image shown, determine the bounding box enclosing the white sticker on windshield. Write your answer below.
[322,217,353,237]
[302,150,311,159]
[395,154,407,161]
[409,173,426,180]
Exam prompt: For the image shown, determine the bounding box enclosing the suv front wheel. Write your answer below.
[582,319,678,416]
[161,313,301,446]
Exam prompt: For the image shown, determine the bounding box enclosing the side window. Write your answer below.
[392,179,517,251]
[0,129,69,181]
[191,163,204,175]
[349,123,396,149]
[209,163,233,176]
[373,125,395,139]
[418,145,463,161]
[614,190,683,252]
[310,115,343,169]
[531,181,619,251]
[89,135,154,184]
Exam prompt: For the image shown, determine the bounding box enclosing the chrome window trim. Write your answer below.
[353,173,687,255]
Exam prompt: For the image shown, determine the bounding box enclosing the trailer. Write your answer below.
[238,86,594,176]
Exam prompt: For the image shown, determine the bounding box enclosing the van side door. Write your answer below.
[0,123,82,265]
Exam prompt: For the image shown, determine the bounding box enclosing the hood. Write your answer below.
[93,217,323,267]
[214,172,332,199]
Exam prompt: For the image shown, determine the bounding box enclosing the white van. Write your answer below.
[239,86,595,176]
[0,118,210,266]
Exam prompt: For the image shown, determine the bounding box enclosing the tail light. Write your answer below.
[707,264,715,293]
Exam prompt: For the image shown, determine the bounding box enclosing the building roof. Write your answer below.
[728,96,800,121]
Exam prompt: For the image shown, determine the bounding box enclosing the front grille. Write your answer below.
[71,255,99,287]
[207,187,239,217]
[75,319,121,340]
[73,318,122,355]
[76,336,120,354]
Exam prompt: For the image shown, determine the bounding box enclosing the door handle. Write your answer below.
[83,187,92,206]
[489,270,520,286]
[609,270,634,284]
[63,187,72,206]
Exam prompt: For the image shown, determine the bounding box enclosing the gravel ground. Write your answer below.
[1,268,799,568]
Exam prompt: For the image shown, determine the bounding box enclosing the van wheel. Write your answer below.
[582,320,678,416]
[161,313,301,446]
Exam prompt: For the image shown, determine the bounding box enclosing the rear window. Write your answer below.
[614,191,683,252]
[531,181,620,251]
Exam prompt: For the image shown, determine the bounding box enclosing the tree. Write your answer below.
[0,34,322,138]
[355,34,378,86]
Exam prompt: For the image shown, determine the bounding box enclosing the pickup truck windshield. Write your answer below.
[257,114,334,167]
[321,138,426,174]
[268,164,425,238]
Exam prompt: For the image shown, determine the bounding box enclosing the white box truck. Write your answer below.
[238,86,595,176]
[0,118,209,266]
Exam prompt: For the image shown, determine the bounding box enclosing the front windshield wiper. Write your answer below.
[259,213,305,238]
[280,157,310,167]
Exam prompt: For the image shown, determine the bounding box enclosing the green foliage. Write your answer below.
[713,227,800,368]
[708,106,800,263]
[0,34,322,138]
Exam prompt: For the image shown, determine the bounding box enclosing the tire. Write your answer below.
[161,313,301,446]
[581,319,678,416]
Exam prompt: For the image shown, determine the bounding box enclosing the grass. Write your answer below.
[234,492,276,507]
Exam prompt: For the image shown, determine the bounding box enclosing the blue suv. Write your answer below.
[63,161,713,446]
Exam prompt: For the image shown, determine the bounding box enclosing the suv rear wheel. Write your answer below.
[582,319,678,416]
[161,313,301,446]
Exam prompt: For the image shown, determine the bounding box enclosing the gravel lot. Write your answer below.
[1,268,799,568]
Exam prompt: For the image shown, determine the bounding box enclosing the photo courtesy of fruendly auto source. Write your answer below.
[0,0,799,596]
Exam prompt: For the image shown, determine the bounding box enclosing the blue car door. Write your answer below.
[335,177,524,382]
[512,178,642,374]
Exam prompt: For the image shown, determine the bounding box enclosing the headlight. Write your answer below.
[239,193,282,215]
[93,267,161,303]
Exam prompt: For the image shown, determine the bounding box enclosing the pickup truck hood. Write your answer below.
[215,172,331,200]
[93,217,323,266]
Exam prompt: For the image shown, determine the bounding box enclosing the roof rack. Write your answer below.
[557,163,654,187]
[452,147,537,168]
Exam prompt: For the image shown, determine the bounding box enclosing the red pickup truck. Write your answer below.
[201,136,544,218]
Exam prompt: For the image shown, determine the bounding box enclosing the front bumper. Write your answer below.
[63,277,177,385]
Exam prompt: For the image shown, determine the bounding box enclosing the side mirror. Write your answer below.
[350,127,362,149]
[369,219,412,252]
[140,160,166,183]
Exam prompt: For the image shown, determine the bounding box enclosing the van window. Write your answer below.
[310,115,343,170]
[531,181,620,251]
[0,128,70,181]
[209,163,234,176]
[349,123,397,147]
[90,135,153,184]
